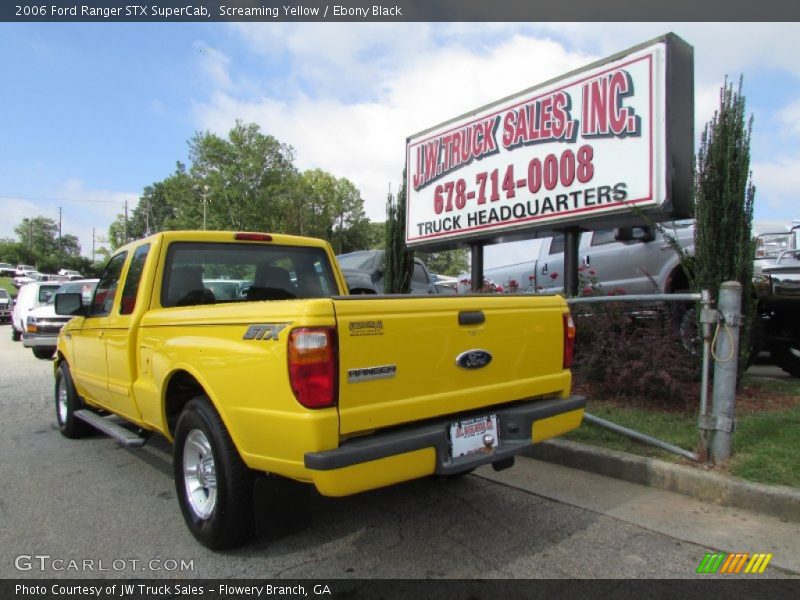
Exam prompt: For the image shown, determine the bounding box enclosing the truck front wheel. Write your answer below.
[174,397,255,550]
[55,363,91,438]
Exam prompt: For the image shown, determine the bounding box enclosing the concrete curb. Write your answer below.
[524,439,800,522]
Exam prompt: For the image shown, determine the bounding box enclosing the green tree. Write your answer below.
[417,249,469,276]
[694,76,756,375]
[365,221,385,249]
[10,216,84,272]
[190,121,298,232]
[384,175,413,293]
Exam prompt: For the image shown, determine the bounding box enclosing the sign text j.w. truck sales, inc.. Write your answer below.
[405,34,693,249]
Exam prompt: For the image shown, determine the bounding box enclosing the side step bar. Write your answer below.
[75,410,148,447]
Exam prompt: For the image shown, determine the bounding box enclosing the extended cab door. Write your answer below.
[70,252,127,408]
[70,245,150,421]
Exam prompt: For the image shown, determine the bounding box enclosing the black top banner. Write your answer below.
[3,0,800,22]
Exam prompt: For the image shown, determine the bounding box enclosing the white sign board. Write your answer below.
[405,34,693,249]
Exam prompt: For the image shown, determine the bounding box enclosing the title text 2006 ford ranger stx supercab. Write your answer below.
[53,231,584,549]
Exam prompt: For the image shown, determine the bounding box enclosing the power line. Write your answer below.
[0,193,128,204]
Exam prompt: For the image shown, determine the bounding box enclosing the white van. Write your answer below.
[10,281,61,342]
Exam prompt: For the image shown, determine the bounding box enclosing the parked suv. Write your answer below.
[0,288,12,322]
[10,281,61,341]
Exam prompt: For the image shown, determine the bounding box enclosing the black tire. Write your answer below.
[55,362,91,438]
[772,344,800,378]
[173,397,255,550]
[33,347,55,360]
[11,326,21,341]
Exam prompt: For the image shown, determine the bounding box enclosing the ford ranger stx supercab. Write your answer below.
[53,231,584,549]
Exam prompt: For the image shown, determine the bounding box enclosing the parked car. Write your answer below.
[58,269,83,280]
[23,279,98,359]
[0,288,12,322]
[14,264,36,277]
[336,249,444,294]
[10,281,62,341]
[0,262,16,277]
[12,271,44,288]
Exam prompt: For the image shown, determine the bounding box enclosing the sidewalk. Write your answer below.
[477,453,800,575]
[524,438,800,523]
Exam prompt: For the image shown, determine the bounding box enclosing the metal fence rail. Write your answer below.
[565,290,715,462]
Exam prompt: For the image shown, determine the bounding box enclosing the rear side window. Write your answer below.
[38,285,60,303]
[120,244,150,315]
[91,253,127,316]
[161,242,338,308]
[412,262,428,284]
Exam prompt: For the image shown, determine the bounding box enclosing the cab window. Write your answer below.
[590,229,617,247]
[91,252,127,316]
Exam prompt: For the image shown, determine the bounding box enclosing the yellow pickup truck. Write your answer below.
[53,231,584,549]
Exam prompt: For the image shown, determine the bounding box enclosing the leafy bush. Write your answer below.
[572,302,701,411]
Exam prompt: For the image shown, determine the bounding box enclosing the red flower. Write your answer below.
[578,265,586,272]
[589,270,596,276]
[582,287,593,296]
[528,274,535,281]
[509,279,518,287]
[550,272,558,280]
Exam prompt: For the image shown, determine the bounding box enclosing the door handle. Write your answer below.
[541,263,548,275]
[583,255,591,266]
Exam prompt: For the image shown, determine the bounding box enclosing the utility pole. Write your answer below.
[92,228,96,263]
[58,206,62,256]
[124,199,129,243]
[202,185,209,230]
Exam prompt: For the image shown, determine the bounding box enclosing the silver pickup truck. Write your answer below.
[462,220,800,377]
[462,221,695,296]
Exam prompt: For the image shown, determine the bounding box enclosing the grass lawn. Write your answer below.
[565,374,800,488]
[0,277,16,299]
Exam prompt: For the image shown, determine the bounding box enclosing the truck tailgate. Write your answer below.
[332,294,570,435]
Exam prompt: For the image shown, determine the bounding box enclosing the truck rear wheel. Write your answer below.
[55,363,91,438]
[174,396,255,550]
[11,326,20,341]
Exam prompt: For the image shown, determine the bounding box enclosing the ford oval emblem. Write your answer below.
[456,349,492,370]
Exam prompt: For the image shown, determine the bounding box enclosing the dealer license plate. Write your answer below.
[449,414,499,457]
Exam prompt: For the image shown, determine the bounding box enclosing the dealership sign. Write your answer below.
[405,34,693,249]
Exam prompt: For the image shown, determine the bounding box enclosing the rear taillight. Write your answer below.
[288,328,338,409]
[563,313,576,369]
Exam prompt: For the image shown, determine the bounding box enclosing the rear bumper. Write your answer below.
[305,395,585,496]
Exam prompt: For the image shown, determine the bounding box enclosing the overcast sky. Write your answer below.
[1,22,798,267]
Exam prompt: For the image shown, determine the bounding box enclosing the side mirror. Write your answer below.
[55,293,86,316]
[371,269,383,284]
[615,226,655,243]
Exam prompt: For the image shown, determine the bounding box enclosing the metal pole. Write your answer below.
[583,413,700,462]
[709,281,742,464]
[698,289,713,459]
[563,228,581,297]
[470,243,484,293]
